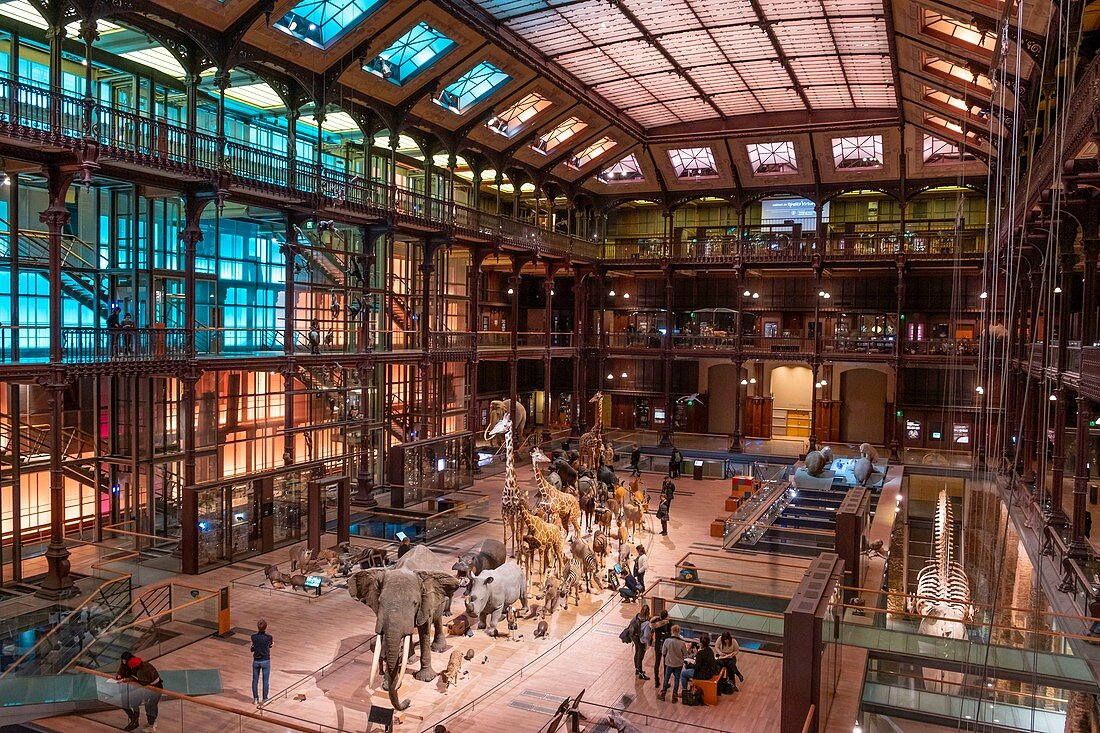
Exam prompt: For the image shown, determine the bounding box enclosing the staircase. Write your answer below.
[5,229,109,320]
[385,394,412,444]
[292,226,349,287]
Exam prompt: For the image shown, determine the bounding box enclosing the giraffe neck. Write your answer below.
[503,429,518,505]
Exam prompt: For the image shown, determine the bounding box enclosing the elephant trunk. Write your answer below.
[384,632,411,710]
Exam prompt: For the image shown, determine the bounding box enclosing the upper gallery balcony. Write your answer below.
[602,218,985,266]
[0,76,598,263]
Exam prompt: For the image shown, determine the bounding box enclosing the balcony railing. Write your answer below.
[427,331,475,351]
[477,332,512,348]
[0,75,597,263]
[822,337,896,356]
[603,227,985,262]
[901,339,979,356]
[61,327,191,363]
[742,335,815,354]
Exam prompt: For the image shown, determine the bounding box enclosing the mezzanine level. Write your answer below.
[597,332,980,364]
[0,76,598,263]
[602,220,985,268]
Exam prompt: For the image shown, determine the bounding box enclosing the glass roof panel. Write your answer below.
[567,137,617,169]
[668,147,718,178]
[120,47,187,78]
[713,93,764,116]
[364,22,457,86]
[532,116,588,154]
[273,0,385,49]
[920,10,997,56]
[804,86,854,108]
[831,134,883,169]
[434,62,512,114]
[224,82,285,109]
[471,0,893,127]
[921,54,994,92]
[747,141,798,174]
[597,153,644,183]
[923,134,974,164]
[487,93,552,137]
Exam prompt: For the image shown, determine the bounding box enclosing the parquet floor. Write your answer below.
[43,466,789,733]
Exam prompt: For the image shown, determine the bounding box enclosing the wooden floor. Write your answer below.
[43,466,787,733]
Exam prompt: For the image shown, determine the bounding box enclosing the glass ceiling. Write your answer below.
[364,22,456,86]
[273,0,385,49]
[598,153,644,183]
[469,0,895,128]
[669,147,717,178]
[747,141,797,175]
[487,93,552,137]
[434,61,511,114]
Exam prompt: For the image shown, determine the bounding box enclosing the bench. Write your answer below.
[693,674,722,705]
[710,517,728,537]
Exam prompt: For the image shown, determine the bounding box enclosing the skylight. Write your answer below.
[566,137,616,169]
[364,23,456,86]
[304,111,362,133]
[746,141,798,175]
[486,93,552,137]
[224,83,285,109]
[921,10,997,56]
[120,48,187,78]
[274,0,384,50]
[434,62,511,114]
[921,55,994,92]
[532,117,587,155]
[923,88,990,123]
[597,154,644,183]
[668,147,718,179]
[831,135,883,170]
[922,134,975,164]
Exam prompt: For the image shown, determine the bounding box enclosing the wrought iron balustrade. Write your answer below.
[61,327,191,363]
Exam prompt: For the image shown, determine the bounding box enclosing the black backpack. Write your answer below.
[619,625,633,644]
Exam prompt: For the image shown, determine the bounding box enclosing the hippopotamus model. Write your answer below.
[466,561,527,636]
[452,538,506,581]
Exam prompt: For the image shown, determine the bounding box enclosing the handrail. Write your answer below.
[801,704,816,733]
[74,666,338,733]
[0,543,135,679]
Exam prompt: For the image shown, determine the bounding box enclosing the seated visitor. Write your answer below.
[680,632,723,689]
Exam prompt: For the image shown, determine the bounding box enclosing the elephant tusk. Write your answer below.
[368,634,382,688]
[395,634,412,690]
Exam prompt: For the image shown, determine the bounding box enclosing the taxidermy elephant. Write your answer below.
[466,561,528,636]
[487,399,526,446]
[348,567,461,710]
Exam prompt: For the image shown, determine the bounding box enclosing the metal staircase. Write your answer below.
[3,228,110,320]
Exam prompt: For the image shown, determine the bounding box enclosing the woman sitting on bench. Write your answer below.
[679,632,724,690]
[715,631,744,691]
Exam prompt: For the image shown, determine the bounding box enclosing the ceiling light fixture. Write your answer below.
[608,289,616,297]
[1054,286,1062,294]
[979,291,988,299]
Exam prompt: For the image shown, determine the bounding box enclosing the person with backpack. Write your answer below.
[657,625,689,702]
[661,477,676,504]
[649,611,672,688]
[627,604,650,680]
[633,544,648,588]
[656,498,670,535]
[116,651,163,732]
[668,446,682,478]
